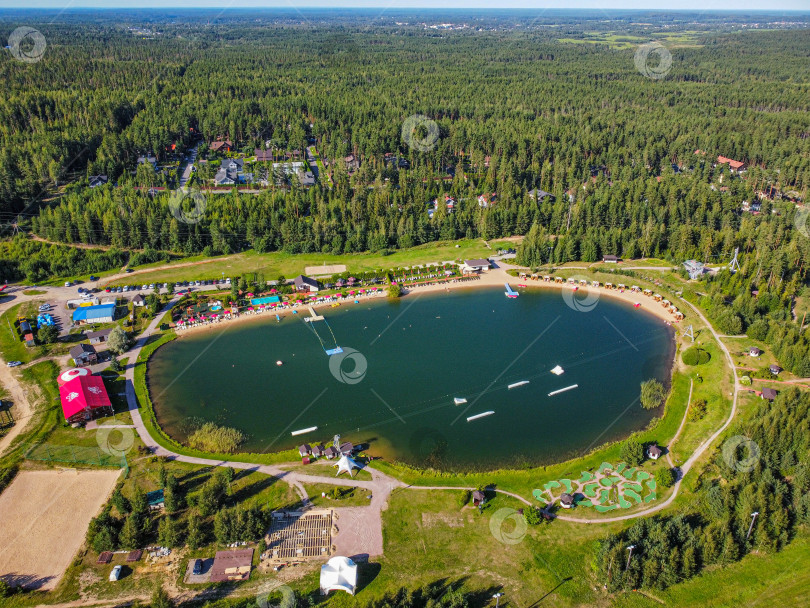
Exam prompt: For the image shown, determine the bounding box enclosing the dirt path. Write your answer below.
[101,255,238,285]
[0,362,35,457]
[0,288,40,457]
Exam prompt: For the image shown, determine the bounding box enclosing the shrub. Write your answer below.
[620,438,645,466]
[688,398,708,421]
[524,507,542,525]
[640,379,666,410]
[682,346,711,366]
[188,422,246,453]
[655,468,676,488]
[37,324,59,344]
[740,375,752,386]
[388,282,403,298]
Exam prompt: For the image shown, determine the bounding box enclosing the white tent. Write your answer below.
[58,367,90,386]
[319,556,357,596]
[333,455,360,477]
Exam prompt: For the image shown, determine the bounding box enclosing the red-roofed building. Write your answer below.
[59,375,113,424]
[717,155,746,172]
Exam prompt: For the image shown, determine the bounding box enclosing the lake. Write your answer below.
[148,287,675,471]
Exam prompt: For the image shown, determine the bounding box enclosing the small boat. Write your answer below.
[634,302,641,308]
[508,380,530,389]
[454,397,467,405]
[551,365,564,376]
[467,411,494,422]
[276,314,281,322]
[276,360,283,366]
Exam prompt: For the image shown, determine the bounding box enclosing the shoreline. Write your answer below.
[172,267,681,338]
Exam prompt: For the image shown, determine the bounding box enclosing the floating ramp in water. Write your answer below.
[325,347,344,356]
[548,384,578,397]
[551,365,564,376]
[504,283,519,298]
[467,411,494,422]
[508,380,530,389]
[291,426,318,436]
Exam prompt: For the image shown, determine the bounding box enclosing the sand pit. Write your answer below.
[305,264,347,276]
[0,469,121,590]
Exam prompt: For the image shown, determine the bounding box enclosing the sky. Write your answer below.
[4,1,809,11]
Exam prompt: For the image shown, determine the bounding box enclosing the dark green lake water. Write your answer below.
[148,287,675,471]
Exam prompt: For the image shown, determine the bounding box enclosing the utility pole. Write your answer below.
[747,511,760,541]
[625,545,636,570]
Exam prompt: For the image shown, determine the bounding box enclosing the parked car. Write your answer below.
[125,268,134,273]
[38,304,50,311]
[192,559,202,575]
[64,281,72,287]
[141,285,148,290]
[7,361,22,367]
[89,275,98,281]
[149,283,155,289]
[109,565,122,582]
[105,287,111,293]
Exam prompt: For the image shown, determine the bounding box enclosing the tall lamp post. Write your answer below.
[625,544,636,570]
[493,592,503,608]
[747,511,760,540]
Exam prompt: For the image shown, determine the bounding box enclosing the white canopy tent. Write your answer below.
[319,556,358,595]
[333,454,360,477]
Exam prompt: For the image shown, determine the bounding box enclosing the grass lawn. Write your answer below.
[304,483,372,508]
[104,239,494,287]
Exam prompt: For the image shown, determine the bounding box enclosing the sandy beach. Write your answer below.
[171,265,681,338]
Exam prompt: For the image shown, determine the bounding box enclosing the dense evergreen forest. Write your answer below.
[1,13,808,261]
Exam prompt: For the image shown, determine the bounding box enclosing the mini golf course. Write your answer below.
[533,462,657,512]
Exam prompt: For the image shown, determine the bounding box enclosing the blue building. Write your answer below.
[72,303,116,324]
